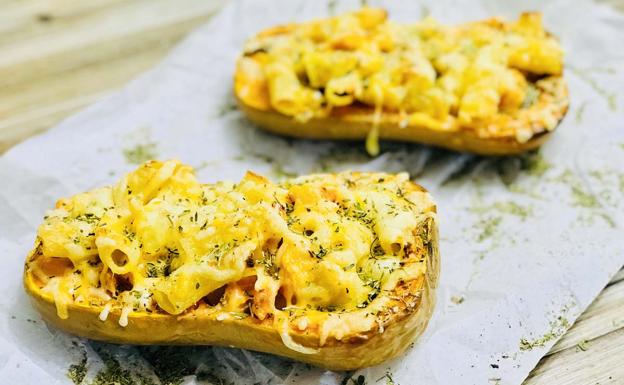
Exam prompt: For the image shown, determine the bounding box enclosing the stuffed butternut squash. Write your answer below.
[235,8,569,155]
[24,160,439,370]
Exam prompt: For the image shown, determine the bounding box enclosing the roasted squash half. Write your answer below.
[234,8,569,155]
[24,160,439,370]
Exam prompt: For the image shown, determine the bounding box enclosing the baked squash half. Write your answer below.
[235,8,569,155]
[24,160,439,370]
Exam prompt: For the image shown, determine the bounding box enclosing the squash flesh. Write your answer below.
[23,160,440,370]
[234,9,569,155]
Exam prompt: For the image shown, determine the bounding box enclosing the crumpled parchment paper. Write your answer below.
[0,0,623,384]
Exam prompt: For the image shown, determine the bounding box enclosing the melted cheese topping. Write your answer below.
[27,160,436,347]
[235,8,564,150]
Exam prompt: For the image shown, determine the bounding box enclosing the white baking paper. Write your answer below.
[0,0,623,384]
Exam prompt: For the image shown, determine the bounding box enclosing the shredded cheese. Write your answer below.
[27,160,436,349]
[278,315,319,355]
[236,8,564,146]
[118,305,132,327]
[99,303,112,321]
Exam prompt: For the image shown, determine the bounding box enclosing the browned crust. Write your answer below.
[23,183,440,371]
[234,12,570,156]
[235,75,569,156]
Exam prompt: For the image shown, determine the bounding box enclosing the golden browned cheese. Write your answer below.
[235,8,569,155]
[24,160,439,370]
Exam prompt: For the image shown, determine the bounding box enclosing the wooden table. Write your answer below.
[0,1,622,384]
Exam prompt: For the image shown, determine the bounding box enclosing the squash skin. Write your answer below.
[235,75,569,156]
[23,185,440,371]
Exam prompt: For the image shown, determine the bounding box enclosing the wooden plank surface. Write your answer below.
[0,0,221,152]
[526,272,624,385]
[0,1,622,384]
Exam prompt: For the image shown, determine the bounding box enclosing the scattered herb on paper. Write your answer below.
[327,0,338,15]
[571,185,599,208]
[522,152,551,177]
[90,351,135,385]
[570,67,617,111]
[471,201,533,220]
[493,202,533,219]
[66,345,218,385]
[575,101,588,123]
[551,170,599,208]
[67,353,87,385]
[123,142,158,165]
[217,99,238,117]
[519,310,571,351]
[576,339,590,351]
[378,372,396,385]
[451,295,465,305]
[137,346,195,385]
[476,216,503,242]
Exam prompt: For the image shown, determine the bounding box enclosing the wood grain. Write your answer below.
[525,270,624,384]
[526,326,624,385]
[0,1,621,384]
[0,0,221,152]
